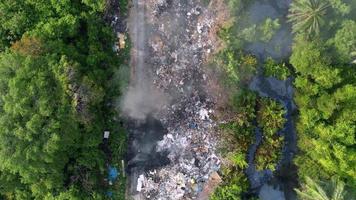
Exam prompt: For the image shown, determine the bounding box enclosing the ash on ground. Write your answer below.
[127,0,228,199]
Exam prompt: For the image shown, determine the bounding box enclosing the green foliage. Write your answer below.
[288,0,330,36]
[291,39,356,185]
[119,0,130,16]
[0,52,83,198]
[257,98,286,136]
[0,0,36,50]
[255,98,286,171]
[82,0,106,12]
[0,0,128,199]
[225,0,243,13]
[290,37,341,89]
[264,57,291,80]
[255,137,283,171]
[214,1,285,193]
[295,176,346,200]
[229,152,248,169]
[231,89,257,135]
[332,20,356,63]
[290,4,356,189]
[216,47,258,87]
[328,0,351,15]
[239,18,280,43]
[210,183,243,200]
[239,25,257,43]
[214,90,257,200]
[260,18,281,42]
[239,54,258,83]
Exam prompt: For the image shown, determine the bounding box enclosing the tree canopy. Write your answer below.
[0,0,125,199]
[290,0,356,190]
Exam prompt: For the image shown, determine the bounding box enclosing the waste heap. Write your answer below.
[134,0,228,199]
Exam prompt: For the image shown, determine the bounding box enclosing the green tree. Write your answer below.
[0,51,82,198]
[264,57,290,80]
[0,0,37,49]
[0,0,125,197]
[295,176,346,200]
[291,31,356,187]
[332,20,356,63]
[288,0,330,36]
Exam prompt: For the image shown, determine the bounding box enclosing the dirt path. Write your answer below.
[129,0,146,87]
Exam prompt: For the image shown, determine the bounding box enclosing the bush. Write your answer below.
[239,18,280,43]
[260,18,281,42]
[255,97,286,171]
[257,98,287,136]
[264,57,290,80]
[214,90,256,200]
[255,137,283,171]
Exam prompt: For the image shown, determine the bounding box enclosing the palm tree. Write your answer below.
[287,0,330,36]
[295,176,346,200]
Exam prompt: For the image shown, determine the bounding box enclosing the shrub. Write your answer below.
[255,98,286,171]
[257,98,287,136]
[264,57,290,80]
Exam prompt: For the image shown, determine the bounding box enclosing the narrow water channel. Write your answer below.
[248,74,298,200]
[242,0,298,199]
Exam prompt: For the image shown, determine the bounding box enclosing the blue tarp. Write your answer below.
[106,191,113,197]
[108,166,119,182]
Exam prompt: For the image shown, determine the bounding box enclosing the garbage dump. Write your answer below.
[125,0,229,199]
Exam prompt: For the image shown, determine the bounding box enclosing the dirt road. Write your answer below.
[129,0,146,87]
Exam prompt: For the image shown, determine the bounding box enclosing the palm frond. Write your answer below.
[287,0,330,36]
[295,176,346,200]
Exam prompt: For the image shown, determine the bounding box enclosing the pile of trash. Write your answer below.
[131,0,228,199]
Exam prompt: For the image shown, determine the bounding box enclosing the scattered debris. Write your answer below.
[127,0,229,199]
[118,33,126,49]
[104,131,110,139]
[137,174,145,192]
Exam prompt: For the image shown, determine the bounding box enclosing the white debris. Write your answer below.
[103,131,110,139]
[167,133,174,140]
[137,174,145,192]
[199,108,209,120]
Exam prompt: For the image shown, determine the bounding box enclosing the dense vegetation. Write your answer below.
[213,0,355,199]
[0,0,128,199]
[211,90,255,200]
[211,0,291,199]
[289,0,356,198]
[255,98,286,171]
